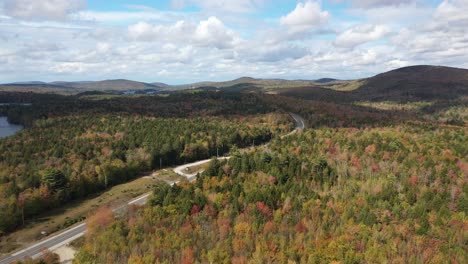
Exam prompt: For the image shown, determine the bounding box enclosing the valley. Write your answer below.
[0,65,466,263]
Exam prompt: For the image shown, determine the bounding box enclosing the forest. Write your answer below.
[1,88,466,263]
[0,91,293,234]
[75,121,467,263]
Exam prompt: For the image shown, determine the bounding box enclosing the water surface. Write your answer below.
[0,117,23,138]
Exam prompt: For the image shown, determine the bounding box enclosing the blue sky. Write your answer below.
[0,0,467,84]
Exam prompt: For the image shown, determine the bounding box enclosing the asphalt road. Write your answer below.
[290,112,305,129]
[0,193,151,264]
[174,113,305,180]
[0,113,305,264]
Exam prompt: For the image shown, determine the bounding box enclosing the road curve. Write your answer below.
[0,113,305,264]
[174,113,305,180]
[173,157,231,181]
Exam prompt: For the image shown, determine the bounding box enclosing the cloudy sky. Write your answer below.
[0,0,467,84]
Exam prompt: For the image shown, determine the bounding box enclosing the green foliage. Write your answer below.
[41,168,67,192]
[0,113,289,233]
[75,122,467,263]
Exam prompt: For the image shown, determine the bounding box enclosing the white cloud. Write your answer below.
[2,0,85,20]
[434,0,468,24]
[0,0,467,83]
[280,1,329,33]
[194,16,240,48]
[128,16,241,49]
[334,24,390,48]
[171,0,263,13]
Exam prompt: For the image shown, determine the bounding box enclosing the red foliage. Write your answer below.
[190,205,201,216]
[354,241,366,252]
[295,221,307,233]
[256,202,272,218]
[326,144,336,155]
[408,175,418,187]
[350,155,361,169]
[371,163,379,173]
[365,144,376,155]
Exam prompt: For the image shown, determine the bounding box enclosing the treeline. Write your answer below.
[0,91,278,127]
[75,122,467,263]
[1,90,402,129]
[0,113,291,233]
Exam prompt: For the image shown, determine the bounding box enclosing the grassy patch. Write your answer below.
[149,169,186,183]
[0,177,156,255]
[354,101,433,112]
[184,163,210,175]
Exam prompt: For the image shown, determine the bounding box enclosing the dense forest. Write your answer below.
[0,92,293,234]
[75,121,467,263]
[1,87,466,263]
[0,91,278,127]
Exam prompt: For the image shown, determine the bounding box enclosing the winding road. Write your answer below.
[0,113,305,264]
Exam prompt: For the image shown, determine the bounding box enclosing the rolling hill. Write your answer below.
[280,65,468,102]
[353,65,468,101]
[1,65,467,101]
[0,79,168,94]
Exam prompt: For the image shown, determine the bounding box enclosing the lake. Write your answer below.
[0,117,23,138]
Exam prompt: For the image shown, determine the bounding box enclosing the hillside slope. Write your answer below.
[280,65,468,102]
[354,65,468,101]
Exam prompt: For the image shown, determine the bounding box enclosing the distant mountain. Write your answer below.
[2,65,467,101]
[315,78,339,83]
[55,79,165,91]
[280,65,468,102]
[9,81,48,85]
[354,65,468,101]
[178,77,321,91]
[1,79,170,94]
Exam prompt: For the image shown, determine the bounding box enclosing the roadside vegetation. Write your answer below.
[76,122,467,263]
[1,66,467,263]
[0,91,292,235]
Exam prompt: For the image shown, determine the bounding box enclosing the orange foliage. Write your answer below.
[408,175,418,187]
[365,144,376,155]
[181,247,195,264]
[86,206,113,237]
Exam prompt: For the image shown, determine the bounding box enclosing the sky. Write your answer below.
[0,0,467,84]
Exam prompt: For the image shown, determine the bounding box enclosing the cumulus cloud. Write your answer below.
[171,0,263,13]
[334,24,391,48]
[128,16,241,49]
[388,0,468,67]
[194,16,241,48]
[280,1,329,33]
[1,0,467,83]
[434,0,468,24]
[2,0,86,20]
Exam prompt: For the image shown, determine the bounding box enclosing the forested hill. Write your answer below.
[75,121,467,263]
[352,65,468,101]
[3,65,467,102]
[0,83,466,263]
[277,65,468,103]
[0,91,298,235]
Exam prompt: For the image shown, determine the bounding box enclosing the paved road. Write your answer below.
[290,112,305,129]
[0,193,151,264]
[173,157,231,181]
[0,113,305,264]
[174,113,306,180]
